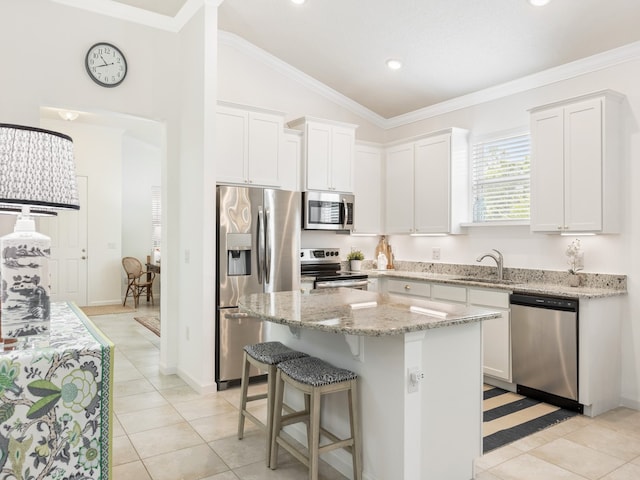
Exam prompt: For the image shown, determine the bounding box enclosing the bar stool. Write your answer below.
[270,356,362,480]
[237,341,308,467]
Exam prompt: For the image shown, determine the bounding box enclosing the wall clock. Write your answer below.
[85,42,127,88]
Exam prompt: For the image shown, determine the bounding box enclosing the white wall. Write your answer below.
[0,1,214,391]
[218,43,640,408]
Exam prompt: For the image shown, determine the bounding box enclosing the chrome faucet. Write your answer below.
[476,249,504,280]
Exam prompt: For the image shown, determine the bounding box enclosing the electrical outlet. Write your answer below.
[432,247,441,260]
[407,367,424,393]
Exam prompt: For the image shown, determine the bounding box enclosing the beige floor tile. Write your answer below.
[476,444,523,470]
[201,472,241,480]
[474,471,503,480]
[114,377,157,397]
[209,430,267,469]
[146,373,189,390]
[113,435,140,466]
[490,453,587,480]
[173,395,238,421]
[128,422,205,459]
[113,414,127,438]
[143,444,229,480]
[233,454,346,480]
[118,404,185,434]
[565,423,640,461]
[114,391,169,414]
[160,384,208,404]
[531,438,626,480]
[595,408,640,439]
[601,463,640,480]
[191,412,258,442]
[112,460,152,480]
[113,365,145,382]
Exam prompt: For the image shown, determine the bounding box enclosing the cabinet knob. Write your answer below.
[404,284,411,290]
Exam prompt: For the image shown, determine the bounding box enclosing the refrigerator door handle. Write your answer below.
[265,208,271,282]
[257,207,265,284]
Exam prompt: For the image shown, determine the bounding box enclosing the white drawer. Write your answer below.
[387,279,431,298]
[468,288,510,308]
[431,284,467,303]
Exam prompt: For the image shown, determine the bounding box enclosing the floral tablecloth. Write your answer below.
[0,302,113,480]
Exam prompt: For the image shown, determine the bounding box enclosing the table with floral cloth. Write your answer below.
[0,302,113,480]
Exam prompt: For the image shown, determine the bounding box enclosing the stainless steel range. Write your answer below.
[301,248,369,289]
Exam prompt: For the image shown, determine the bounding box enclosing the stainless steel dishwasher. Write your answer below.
[510,293,583,413]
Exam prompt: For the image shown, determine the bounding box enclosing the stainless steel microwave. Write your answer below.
[302,191,354,231]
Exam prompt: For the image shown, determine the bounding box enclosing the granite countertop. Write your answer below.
[238,288,501,336]
[364,269,627,299]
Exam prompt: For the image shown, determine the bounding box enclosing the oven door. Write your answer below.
[315,279,369,290]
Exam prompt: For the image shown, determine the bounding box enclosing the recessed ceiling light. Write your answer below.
[528,0,551,6]
[291,0,306,4]
[386,59,403,70]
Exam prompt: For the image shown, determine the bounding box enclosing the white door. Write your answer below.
[39,176,88,306]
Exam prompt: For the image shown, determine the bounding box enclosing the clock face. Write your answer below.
[85,43,127,87]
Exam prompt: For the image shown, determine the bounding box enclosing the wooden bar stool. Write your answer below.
[270,356,362,480]
[237,341,308,467]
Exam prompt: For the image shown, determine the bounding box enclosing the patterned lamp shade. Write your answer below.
[0,124,80,211]
[0,124,79,343]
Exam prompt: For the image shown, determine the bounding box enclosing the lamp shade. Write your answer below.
[0,124,79,211]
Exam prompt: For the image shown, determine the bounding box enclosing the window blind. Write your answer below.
[151,186,161,249]
[471,134,530,222]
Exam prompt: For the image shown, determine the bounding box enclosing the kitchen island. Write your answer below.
[239,288,501,480]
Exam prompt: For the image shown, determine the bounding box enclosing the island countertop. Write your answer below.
[238,287,501,336]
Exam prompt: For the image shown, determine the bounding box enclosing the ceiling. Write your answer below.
[71,0,640,119]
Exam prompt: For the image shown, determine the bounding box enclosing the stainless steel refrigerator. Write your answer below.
[216,185,300,390]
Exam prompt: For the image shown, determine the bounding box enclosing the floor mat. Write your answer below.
[483,386,578,453]
[135,316,160,336]
[81,304,135,316]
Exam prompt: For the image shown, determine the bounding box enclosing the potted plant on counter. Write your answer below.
[347,250,365,272]
[566,239,583,287]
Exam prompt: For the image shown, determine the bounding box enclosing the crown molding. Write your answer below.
[220,31,640,130]
[50,0,205,32]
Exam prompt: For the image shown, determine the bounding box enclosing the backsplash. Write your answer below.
[344,260,627,291]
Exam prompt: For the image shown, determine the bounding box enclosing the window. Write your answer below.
[471,133,530,222]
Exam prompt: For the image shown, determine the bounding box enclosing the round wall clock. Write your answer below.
[85,42,128,88]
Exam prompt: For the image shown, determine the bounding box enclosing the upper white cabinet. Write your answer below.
[289,117,358,193]
[385,128,469,234]
[280,129,302,192]
[216,103,284,187]
[530,90,623,233]
[353,143,383,234]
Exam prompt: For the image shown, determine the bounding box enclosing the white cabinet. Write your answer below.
[353,143,383,234]
[385,128,469,234]
[530,90,623,233]
[469,288,511,382]
[289,117,358,193]
[280,129,302,192]
[216,104,284,187]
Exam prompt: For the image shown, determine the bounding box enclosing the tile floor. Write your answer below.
[92,305,640,480]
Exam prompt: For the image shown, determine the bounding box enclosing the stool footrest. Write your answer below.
[246,393,267,402]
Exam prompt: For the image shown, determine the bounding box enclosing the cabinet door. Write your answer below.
[564,99,603,231]
[530,107,565,232]
[280,132,301,192]
[482,312,511,381]
[330,126,355,192]
[247,112,282,187]
[353,144,382,234]
[414,134,451,233]
[305,122,332,190]
[385,143,415,233]
[216,107,248,184]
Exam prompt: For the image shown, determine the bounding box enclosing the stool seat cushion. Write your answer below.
[244,341,307,365]
[278,356,357,387]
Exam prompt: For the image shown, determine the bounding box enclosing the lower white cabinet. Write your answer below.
[469,289,511,382]
[382,277,511,382]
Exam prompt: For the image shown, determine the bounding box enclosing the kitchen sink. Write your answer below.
[454,277,514,285]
